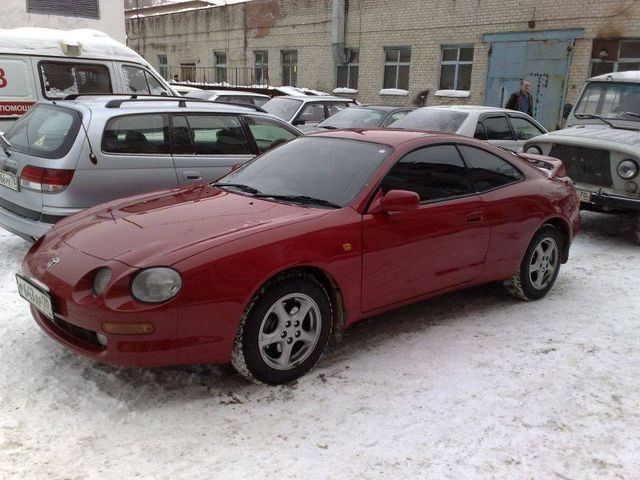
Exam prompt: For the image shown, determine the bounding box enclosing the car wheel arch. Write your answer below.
[540,217,572,263]
[243,266,348,342]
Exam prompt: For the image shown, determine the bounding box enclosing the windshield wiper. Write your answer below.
[574,113,617,128]
[0,132,11,157]
[211,182,261,195]
[254,194,340,208]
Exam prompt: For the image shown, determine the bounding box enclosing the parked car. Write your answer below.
[298,105,415,133]
[262,95,356,126]
[183,89,271,107]
[0,95,301,241]
[390,106,547,151]
[523,71,640,244]
[18,129,579,384]
[0,27,176,132]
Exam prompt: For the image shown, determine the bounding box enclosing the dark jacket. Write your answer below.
[506,91,534,116]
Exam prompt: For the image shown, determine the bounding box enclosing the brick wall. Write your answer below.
[127,0,640,107]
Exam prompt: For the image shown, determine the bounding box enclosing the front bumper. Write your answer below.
[581,190,640,213]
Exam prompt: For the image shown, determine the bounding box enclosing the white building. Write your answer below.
[5,0,125,42]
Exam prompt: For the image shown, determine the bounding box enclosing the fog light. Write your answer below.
[96,333,108,346]
[101,322,154,335]
[625,181,638,193]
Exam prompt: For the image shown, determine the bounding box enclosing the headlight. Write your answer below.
[617,159,638,179]
[131,267,182,304]
[525,145,542,155]
[93,267,112,295]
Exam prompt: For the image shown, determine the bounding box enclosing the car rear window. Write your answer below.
[102,114,170,154]
[40,62,112,99]
[390,109,468,133]
[4,104,81,159]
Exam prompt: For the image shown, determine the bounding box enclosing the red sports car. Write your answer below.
[18,130,580,384]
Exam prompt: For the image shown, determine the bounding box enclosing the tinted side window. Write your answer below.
[102,114,170,154]
[458,145,524,192]
[381,145,474,202]
[482,116,514,140]
[40,62,112,99]
[474,122,487,140]
[244,115,298,153]
[183,115,250,155]
[509,116,544,140]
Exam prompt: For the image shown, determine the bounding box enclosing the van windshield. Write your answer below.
[4,104,82,159]
[574,82,640,121]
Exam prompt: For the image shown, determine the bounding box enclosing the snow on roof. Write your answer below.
[588,70,640,83]
[0,28,146,63]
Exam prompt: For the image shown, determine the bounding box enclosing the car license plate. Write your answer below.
[577,189,592,203]
[16,274,54,320]
[0,170,19,191]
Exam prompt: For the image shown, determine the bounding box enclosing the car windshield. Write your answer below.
[318,108,387,128]
[574,82,640,121]
[262,97,303,121]
[4,104,81,159]
[389,109,468,132]
[217,136,392,207]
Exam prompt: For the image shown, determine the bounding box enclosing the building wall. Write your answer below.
[126,0,640,108]
[5,0,126,42]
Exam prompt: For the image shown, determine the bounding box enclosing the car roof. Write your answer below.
[353,105,415,112]
[208,90,270,98]
[308,128,458,147]
[54,95,260,114]
[417,105,513,113]
[270,95,354,102]
[588,70,640,83]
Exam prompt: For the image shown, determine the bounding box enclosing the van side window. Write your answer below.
[102,114,170,154]
[122,65,170,96]
[40,62,111,99]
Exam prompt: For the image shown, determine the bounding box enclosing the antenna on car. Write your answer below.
[78,117,97,165]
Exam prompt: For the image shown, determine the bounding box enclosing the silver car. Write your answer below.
[389,106,547,151]
[0,95,301,241]
[262,96,356,126]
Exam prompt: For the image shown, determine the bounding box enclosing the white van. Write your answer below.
[0,27,176,131]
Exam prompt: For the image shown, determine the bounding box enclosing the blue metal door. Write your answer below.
[483,29,583,130]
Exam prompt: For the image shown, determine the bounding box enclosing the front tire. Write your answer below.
[504,225,563,301]
[231,273,333,384]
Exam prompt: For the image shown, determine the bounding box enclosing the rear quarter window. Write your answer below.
[458,145,524,192]
[4,104,81,159]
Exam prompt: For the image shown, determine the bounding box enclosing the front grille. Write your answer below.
[51,315,105,351]
[549,144,612,187]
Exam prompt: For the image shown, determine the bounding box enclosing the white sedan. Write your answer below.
[389,105,547,151]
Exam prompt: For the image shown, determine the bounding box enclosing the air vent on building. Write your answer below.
[27,0,100,19]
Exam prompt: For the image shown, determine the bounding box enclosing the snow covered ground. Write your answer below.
[1,211,639,479]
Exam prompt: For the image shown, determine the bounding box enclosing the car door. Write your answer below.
[92,113,179,204]
[171,113,255,185]
[478,114,519,151]
[361,144,490,312]
[507,114,546,149]
[242,114,300,153]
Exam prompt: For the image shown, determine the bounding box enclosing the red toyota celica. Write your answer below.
[18,129,580,384]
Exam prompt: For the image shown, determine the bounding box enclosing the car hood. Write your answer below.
[53,185,329,267]
[532,125,640,147]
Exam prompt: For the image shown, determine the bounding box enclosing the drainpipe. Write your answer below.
[332,0,347,63]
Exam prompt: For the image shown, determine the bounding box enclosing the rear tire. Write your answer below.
[231,273,332,384]
[504,225,564,301]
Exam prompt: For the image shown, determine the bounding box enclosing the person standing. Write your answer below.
[506,80,534,116]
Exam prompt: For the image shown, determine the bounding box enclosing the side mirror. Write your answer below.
[369,189,420,214]
[562,103,573,120]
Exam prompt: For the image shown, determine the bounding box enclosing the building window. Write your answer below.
[336,49,359,90]
[590,39,640,76]
[282,50,298,87]
[383,47,411,90]
[439,45,474,91]
[180,63,196,82]
[157,54,168,80]
[254,50,268,85]
[26,0,99,18]
[214,51,227,84]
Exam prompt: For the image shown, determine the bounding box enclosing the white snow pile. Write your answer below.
[379,88,408,96]
[332,87,358,94]
[435,89,471,98]
[0,27,142,62]
[1,212,640,479]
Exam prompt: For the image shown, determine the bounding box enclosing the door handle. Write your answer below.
[183,171,201,180]
[466,211,484,223]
